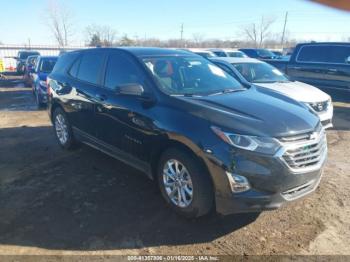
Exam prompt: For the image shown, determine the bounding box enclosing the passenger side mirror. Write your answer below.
[118,83,144,96]
[346,56,350,64]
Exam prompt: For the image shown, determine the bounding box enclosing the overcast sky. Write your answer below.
[1,0,350,45]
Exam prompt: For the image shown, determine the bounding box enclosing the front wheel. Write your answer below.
[53,108,77,150]
[157,148,214,218]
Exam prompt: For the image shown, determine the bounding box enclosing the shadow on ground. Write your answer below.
[0,126,259,251]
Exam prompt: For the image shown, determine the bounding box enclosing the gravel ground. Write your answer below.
[0,77,349,256]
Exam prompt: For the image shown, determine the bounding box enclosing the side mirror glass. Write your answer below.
[346,56,350,64]
[118,83,144,96]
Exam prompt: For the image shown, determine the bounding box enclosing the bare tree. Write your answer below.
[192,33,205,47]
[242,16,275,48]
[85,24,117,46]
[46,0,74,47]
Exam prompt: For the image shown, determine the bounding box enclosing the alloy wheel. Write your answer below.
[55,114,69,145]
[162,159,193,208]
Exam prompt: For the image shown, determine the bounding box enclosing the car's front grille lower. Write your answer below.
[279,125,327,172]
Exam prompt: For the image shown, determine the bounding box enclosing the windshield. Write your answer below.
[227,51,247,58]
[143,56,245,96]
[256,49,276,58]
[195,52,215,58]
[39,58,57,73]
[19,52,39,60]
[232,62,289,83]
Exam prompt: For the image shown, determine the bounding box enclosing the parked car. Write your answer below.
[271,50,283,57]
[266,42,350,91]
[211,57,334,129]
[23,55,39,87]
[191,50,217,58]
[180,49,217,58]
[32,56,58,108]
[239,48,277,60]
[47,48,327,218]
[15,51,40,74]
[206,49,247,58]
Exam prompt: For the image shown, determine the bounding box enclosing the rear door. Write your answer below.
[287,45,328,87]
[321,45,350,90]
[66,50,106,137]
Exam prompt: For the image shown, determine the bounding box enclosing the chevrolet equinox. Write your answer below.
[47,48,327,218]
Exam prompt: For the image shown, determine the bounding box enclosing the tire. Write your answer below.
[35,90,45,109]
[157,148,214,218]
[52,107,77,150]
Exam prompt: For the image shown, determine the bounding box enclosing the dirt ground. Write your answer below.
[0,76,349,256]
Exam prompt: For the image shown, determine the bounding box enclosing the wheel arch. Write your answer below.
[150,137,214,188]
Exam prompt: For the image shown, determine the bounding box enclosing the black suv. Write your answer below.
[47,48,327,218]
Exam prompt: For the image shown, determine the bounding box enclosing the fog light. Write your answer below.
[226,172,251,193]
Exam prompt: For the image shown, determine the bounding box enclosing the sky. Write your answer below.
[0,0,350,46]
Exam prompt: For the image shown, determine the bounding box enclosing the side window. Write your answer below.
[69,57,81,78]
[104,52,144,91]
[76,52,105,85]
[328,46,350,64]
[297,46,329,63]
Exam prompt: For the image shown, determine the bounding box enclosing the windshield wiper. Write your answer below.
[208,88,245,96]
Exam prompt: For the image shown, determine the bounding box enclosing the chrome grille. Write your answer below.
[279,125,327,172]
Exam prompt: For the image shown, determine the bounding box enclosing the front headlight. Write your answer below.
[211,126,281,155]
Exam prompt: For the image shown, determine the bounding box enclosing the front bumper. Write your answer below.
[202,136,327,215]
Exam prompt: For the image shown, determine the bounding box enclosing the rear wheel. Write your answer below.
[53,108,77,150]
[157,148,214,218]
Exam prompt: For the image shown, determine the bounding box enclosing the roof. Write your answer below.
[297,42,350,46]
[206,48,240,52]
[72,47,194,57]
[210,57,263,64]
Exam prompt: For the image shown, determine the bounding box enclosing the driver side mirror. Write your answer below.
[118,83,144,96]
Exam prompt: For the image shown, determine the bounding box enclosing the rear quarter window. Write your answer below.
[52,52,79,74]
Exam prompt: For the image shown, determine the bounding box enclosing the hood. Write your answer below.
[39,72,49,81]
[176,86,319,138]
[254,81,330,103]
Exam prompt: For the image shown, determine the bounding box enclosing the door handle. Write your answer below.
[96,93,107,101]
[328,68,338,72]
[291,66,302,70]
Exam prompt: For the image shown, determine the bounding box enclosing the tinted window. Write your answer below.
[69,57,80,77]
[39,58,58,73]
[19,52,40,59]
[77,52,105,84]
[297,46,329,63]
[213,51,227,57]
[104,52,144,90]
[298,45,350,63]
[52,52,79,74]
[328,46,350,63]
[241,50,256,57]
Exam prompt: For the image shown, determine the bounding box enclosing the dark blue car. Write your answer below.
[32,56,58,108]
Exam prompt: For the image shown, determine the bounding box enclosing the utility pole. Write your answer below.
[281,11,288,50]
[180,23,184,47]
